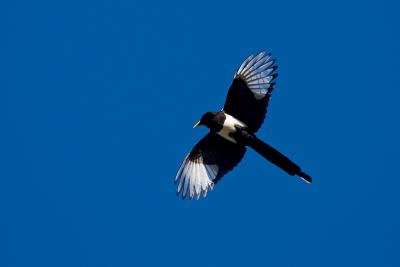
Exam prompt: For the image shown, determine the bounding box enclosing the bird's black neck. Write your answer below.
[204,111,225,132]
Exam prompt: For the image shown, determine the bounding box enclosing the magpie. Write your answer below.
[175,52,312,200]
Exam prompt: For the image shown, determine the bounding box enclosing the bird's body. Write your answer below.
[175,52,312,200]
[216,112,246,144]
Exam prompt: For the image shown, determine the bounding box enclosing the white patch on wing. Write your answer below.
[217,112,246,144]
[234,51,276,100]
[175,156,217,200]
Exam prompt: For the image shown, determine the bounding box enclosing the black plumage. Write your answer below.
[175,52,312,200]
[188,133,246,185]
[224,72,276,133]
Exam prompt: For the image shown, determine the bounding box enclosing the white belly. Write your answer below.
[217,113,247,143]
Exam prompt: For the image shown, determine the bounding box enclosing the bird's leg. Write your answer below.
[230,125,253,145]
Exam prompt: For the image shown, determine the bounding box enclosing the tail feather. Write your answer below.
[247,135,312,183]
[298,170,312,183]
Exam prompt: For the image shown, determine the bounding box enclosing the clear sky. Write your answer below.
[1,0,399,266]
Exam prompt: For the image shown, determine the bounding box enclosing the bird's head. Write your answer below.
[193,112,217,129]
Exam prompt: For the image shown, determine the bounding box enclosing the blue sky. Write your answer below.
[1,0,400,266]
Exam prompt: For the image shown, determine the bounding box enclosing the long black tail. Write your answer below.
[247,135,312,183]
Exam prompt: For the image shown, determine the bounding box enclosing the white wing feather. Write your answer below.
[175,156,217,200]
[234,51,277,100]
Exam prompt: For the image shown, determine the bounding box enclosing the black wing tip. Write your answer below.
[298,171,312,183]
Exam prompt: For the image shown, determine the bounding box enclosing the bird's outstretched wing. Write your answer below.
[175,133,246,200]
[223,52,278,133]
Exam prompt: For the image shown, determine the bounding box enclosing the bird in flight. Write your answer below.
[175,51,312,200]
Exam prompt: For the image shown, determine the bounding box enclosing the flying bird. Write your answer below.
[175,52,312,200]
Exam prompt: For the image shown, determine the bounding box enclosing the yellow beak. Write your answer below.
[193,120,201,128]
